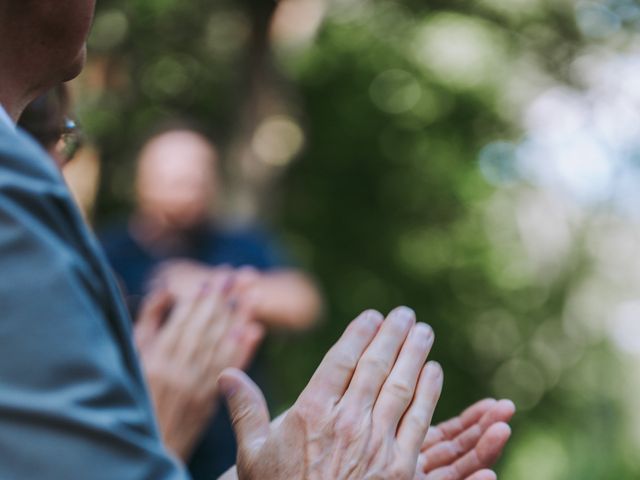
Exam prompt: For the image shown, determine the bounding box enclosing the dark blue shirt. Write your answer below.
[101,223,283,479]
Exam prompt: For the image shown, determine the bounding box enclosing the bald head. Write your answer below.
[136,130,219,230]
[0,0,95,120]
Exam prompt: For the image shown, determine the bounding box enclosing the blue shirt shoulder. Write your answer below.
[0,124,188,479]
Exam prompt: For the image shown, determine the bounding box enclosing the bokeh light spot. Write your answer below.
[89,10,129,51]
[478,141,519,186]
[252,115,305,167]
[369,69,422,115]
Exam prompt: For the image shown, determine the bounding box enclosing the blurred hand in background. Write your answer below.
[135,271,264,460]
[152,260,322,331]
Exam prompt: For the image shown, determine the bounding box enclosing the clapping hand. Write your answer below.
[219,307,443,480]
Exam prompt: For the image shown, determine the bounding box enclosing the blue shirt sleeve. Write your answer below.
[0,126,189,479]
[209,226,290,271]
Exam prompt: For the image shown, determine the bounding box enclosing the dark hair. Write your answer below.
[18,84,70,149]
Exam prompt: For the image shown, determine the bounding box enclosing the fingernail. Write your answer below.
[498,399,517,413]
[364,309,384,328]
[491,422,512,436]
[393,306,416,327]
[413,323,434,347]
[426,361,443,377]
[218,376,238,397]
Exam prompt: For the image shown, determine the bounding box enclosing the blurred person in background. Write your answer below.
[99,122,324,478]
[101,122,322,333]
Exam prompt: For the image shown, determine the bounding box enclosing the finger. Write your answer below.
[423,399,497,449]
[164,271,232,360]
[474,423,512,468]
[181,272,236,361]
[422,400,516,470]
[424,423,511,480]
[396,361,443,459]
[466,470,497,480]
[134,288,174,350]
[205,315,265,375]
[218,368,271,453]
[341,306,416,410]
[422,425,485,472]
[372,323,434,433]
[167,294,260,402]
[298,309,384,407]
[230,322,266,370]
[154,279,213,353]
[233,266,261,293]
[478,400,516,430]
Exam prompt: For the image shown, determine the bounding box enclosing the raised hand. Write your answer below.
[218,307,443,480]
[135,272,265,460]
[415,398,515,480]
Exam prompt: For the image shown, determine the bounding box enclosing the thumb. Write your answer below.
[218,368,270,452]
